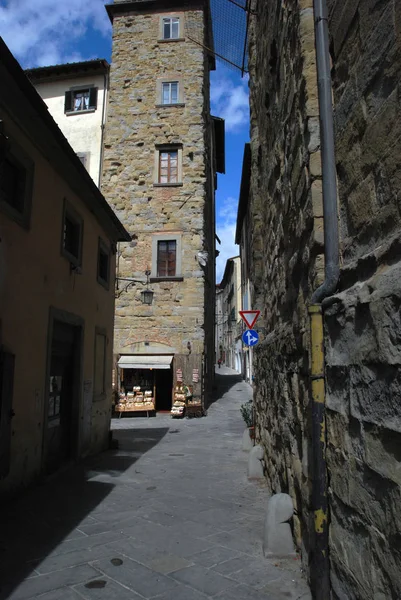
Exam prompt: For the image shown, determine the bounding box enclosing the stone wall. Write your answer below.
[102,5,215,404]
[248,0,323,565]
[324,1,401,598]
[249,0,401,597]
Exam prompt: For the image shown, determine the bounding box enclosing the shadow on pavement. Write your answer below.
[209,370,244,407]
[0,426,169,600]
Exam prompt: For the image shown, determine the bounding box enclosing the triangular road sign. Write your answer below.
[239,310,260,329]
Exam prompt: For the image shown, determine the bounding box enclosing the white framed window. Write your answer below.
[151,233,182,280]
[162,81,179,105]
[65,88,98,114]
[163,17,180,40]
[154,145,183,186]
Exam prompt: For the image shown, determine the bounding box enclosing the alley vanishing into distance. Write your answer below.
[0,369,310,600]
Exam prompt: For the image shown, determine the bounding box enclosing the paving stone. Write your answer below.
[153,584,209,600]
[91,556,179,598]
[24,588,82,600]
[74,577,143,599]
[170,565,237,596]
[0,371,310,600]
[32,544,118,575]
[2,565,102,600]
[146,554,192,575]
[190,546,244,568]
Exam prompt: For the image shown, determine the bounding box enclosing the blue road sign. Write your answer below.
[242,329,259,347]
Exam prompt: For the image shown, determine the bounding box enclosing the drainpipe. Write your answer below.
[308,0,339,598]
[98,69,109,188]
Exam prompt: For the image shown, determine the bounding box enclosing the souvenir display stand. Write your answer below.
[171,384,202,418]
[115,369,156,417]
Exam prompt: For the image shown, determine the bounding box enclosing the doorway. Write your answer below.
[44,318,82,474]
[155,368,173,411]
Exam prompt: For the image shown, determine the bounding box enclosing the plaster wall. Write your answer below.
[0,106,116,495]
[34,73,107,185]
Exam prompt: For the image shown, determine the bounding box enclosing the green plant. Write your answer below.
[240,400,253,428]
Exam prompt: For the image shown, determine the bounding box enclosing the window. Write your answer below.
[97,238,110,288]
[94,331,106,398]
[163,17,179,39]
[157,240,176,277]
[159,150,178,183]
[64,88,98,113]
[162,82,179,105]
[154,146,182,186]
[0,135,34,228]
[62,201,83,266]
[0,156,25,213]
[151,233,182,280]
[77,152,89,169]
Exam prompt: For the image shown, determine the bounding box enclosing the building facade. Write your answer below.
[0,39,130,494]
[235,143,254,384]
[26,60,110,186]
[248,0,401,598]
[102,0,224,411]
[219,257,242,372]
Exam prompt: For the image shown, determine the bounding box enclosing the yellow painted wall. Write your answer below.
[0,106,116,494]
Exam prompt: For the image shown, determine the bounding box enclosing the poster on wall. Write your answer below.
[176,368,183,382]
[192,369,199,383]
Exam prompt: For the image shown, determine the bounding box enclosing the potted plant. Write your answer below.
[240,400,255,439]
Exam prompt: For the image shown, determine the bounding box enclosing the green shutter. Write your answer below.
[89,87,98,109]
[64,91,73,113]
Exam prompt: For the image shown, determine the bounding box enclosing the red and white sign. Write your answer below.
[239,310,260,329]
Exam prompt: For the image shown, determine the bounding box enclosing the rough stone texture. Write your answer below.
[249,0,401,597]
[101,5,215,404]
[248,0,323,572]
[324,1,401,597]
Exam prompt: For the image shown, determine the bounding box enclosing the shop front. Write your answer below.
[115,355,174,415]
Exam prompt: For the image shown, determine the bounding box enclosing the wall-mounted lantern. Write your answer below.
[115,270,153,304]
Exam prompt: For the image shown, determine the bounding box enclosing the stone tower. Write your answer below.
[103,0,223,410]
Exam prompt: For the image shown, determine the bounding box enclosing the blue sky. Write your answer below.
[0,0,250,281]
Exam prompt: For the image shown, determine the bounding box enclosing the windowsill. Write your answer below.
[62,249,82,269]
[153,182,183,188]
[0,202,30,230]
[97,275,110,291]
[65,108,96,116]
[150,276,184,283]
[156,103,185,108]
[158,38,185,43]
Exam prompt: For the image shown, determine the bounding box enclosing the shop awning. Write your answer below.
[117,355,173,370]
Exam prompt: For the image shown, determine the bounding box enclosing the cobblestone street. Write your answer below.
[0,368,310,600]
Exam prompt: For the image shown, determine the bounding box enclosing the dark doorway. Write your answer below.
[45,320,81,474]
[155,368,173,411]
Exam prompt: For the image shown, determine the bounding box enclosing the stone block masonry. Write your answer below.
[102,4,215,403]
[248,0,323,576]
[324,1,401,598]
[249,0,401,597]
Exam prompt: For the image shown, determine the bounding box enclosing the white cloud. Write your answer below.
[0,0,110,67]
[216,196,239,282]
[211,68,249,133]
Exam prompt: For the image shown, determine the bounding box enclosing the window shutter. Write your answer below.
[64,91,73,113]
[89,87,98,109]
[0,351,15,479]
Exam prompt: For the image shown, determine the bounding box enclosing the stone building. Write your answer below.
[26,60,110,186]
[235,143,254,384]
[0,38,129,494]
[102,0,224,410]
[219,257,242,372]
[247,0,401,598]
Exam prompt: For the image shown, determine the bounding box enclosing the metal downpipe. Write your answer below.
[309,0,340,598]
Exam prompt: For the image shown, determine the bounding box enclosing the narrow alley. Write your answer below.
[0,369,310,600]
